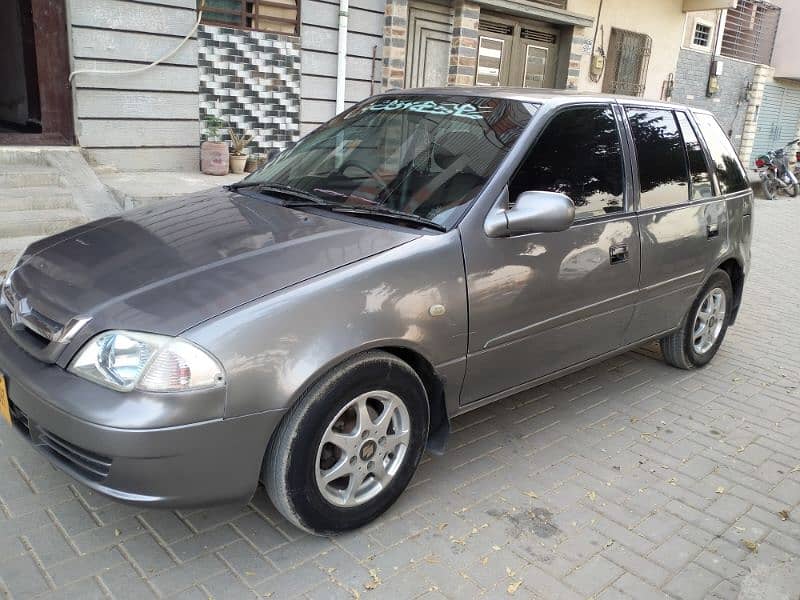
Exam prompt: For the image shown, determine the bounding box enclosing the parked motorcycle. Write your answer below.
[755,138,800,200]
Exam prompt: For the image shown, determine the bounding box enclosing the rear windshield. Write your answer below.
[249,95,536,227]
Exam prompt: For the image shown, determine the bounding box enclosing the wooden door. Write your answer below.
[405,2,453,88]
[0,0,73,145]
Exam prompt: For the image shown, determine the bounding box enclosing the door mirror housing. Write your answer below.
[485,190,576,237]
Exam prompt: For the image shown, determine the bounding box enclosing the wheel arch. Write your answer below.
[270,342,452,458]
[715,257,745,324]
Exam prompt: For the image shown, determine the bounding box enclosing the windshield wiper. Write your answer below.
[330,206,447,232]
[226,178,264,191]
[230,181,330,206]
[229,181,445,231]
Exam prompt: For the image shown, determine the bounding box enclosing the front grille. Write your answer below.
[9,402,112,482]
[38,430,112,481]
[0,279,70,363]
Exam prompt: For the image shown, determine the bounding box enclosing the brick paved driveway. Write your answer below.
[2,197,799,600]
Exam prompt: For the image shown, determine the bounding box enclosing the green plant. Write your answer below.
[229,128,254,156]
[204,116,225,141]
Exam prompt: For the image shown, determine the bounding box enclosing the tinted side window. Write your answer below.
[693,112,749,194]
[675,112,714,200]
[509,106,624,220]
[626,108,689,209]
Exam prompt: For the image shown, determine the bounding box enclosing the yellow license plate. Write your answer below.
[0,375,11,426]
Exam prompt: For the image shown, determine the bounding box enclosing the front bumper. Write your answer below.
[0,325,285,508]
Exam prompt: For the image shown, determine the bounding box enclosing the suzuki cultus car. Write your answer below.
[0,89,752,533]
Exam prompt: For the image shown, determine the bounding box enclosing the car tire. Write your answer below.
[660,270,733,370]
[263,351,429,535]
[761,174,777,200]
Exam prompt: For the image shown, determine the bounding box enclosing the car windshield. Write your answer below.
[247,95,536,227]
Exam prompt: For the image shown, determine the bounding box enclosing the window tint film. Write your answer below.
[693,112,749,194]
[626,108,689,209]
[675,112,714,200]
[509,105,624,220]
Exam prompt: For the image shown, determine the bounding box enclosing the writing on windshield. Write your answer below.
[365,99,488,120]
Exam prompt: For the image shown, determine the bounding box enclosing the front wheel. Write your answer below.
[263,351,429,534]
[789,182,799,198]
[660,270,733,370]
[761,173,778,200]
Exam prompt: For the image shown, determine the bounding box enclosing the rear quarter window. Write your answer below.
[693,113,749,195]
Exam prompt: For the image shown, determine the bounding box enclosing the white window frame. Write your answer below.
[690,17,714,51]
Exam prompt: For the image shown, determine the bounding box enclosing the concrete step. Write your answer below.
[0,187,76,211]
[0,236,42,277]
[0,166,62,188]
[0,209,85,239]
[0,149,50,167]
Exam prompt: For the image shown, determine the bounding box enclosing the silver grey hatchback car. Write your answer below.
[0,89,752,534]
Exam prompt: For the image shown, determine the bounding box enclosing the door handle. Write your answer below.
[609,244,629,265]
[707,223,719,239]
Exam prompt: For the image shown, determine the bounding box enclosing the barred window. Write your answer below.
[693,22,712,48]
[198,0,299,35]
[602,28,651,97]
[720,0,780,65]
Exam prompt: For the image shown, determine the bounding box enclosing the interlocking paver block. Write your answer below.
[0,200,799,598]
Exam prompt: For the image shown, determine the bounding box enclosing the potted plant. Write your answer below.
[201,116,229,175]
[245,152,267,173]
[229,128,253,174]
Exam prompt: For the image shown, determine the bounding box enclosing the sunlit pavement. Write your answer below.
[1,196,799,599]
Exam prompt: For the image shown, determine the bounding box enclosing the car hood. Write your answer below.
[10,189,418,338]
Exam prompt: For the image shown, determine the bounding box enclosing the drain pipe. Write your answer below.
[336,0,349,114]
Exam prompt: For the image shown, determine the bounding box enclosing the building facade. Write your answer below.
[671,0,798,167]
[0,0,791,171]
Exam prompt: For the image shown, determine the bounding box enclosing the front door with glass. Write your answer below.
[474,16,560,89]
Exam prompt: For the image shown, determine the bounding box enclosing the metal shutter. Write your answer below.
[752,84,800,160]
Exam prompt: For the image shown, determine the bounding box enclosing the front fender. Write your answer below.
[185,231,469,418]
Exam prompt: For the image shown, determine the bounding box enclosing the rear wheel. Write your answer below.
[660,270,733,370]
[264,351,429,534]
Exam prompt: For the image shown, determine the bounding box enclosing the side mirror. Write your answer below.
[485,190,576,237]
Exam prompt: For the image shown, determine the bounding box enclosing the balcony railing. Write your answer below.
[720,0,780,65]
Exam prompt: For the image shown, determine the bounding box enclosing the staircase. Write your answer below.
[0,148,120,277]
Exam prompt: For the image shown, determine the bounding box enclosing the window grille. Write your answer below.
[198,0,299,36]
[720,0,780,64]
[602,28,652,97]
[693,22,711,47]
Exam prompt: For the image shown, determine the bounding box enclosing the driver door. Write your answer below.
[460,104,640,404]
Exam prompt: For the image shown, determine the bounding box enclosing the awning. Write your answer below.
[474,0,595,28]
[682,0,736,11]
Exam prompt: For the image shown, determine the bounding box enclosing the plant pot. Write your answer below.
[245,155,267,173]
[230,154,247,174]
[201,141,229,175]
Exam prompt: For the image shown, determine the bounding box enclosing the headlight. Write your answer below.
[69,331,225,393]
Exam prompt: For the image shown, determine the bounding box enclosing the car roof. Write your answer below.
[382,86,713,116]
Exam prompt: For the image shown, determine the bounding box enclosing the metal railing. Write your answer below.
[720,0,780,65]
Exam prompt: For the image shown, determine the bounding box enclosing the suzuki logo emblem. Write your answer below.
[9,297,32,332]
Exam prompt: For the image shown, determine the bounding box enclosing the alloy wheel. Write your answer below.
[692,287,726,355]
[315,391,410,507]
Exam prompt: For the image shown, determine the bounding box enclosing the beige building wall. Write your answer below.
[771,0,800,80]
[568,0,686,100]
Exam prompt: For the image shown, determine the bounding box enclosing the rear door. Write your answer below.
[624,106,727,343]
